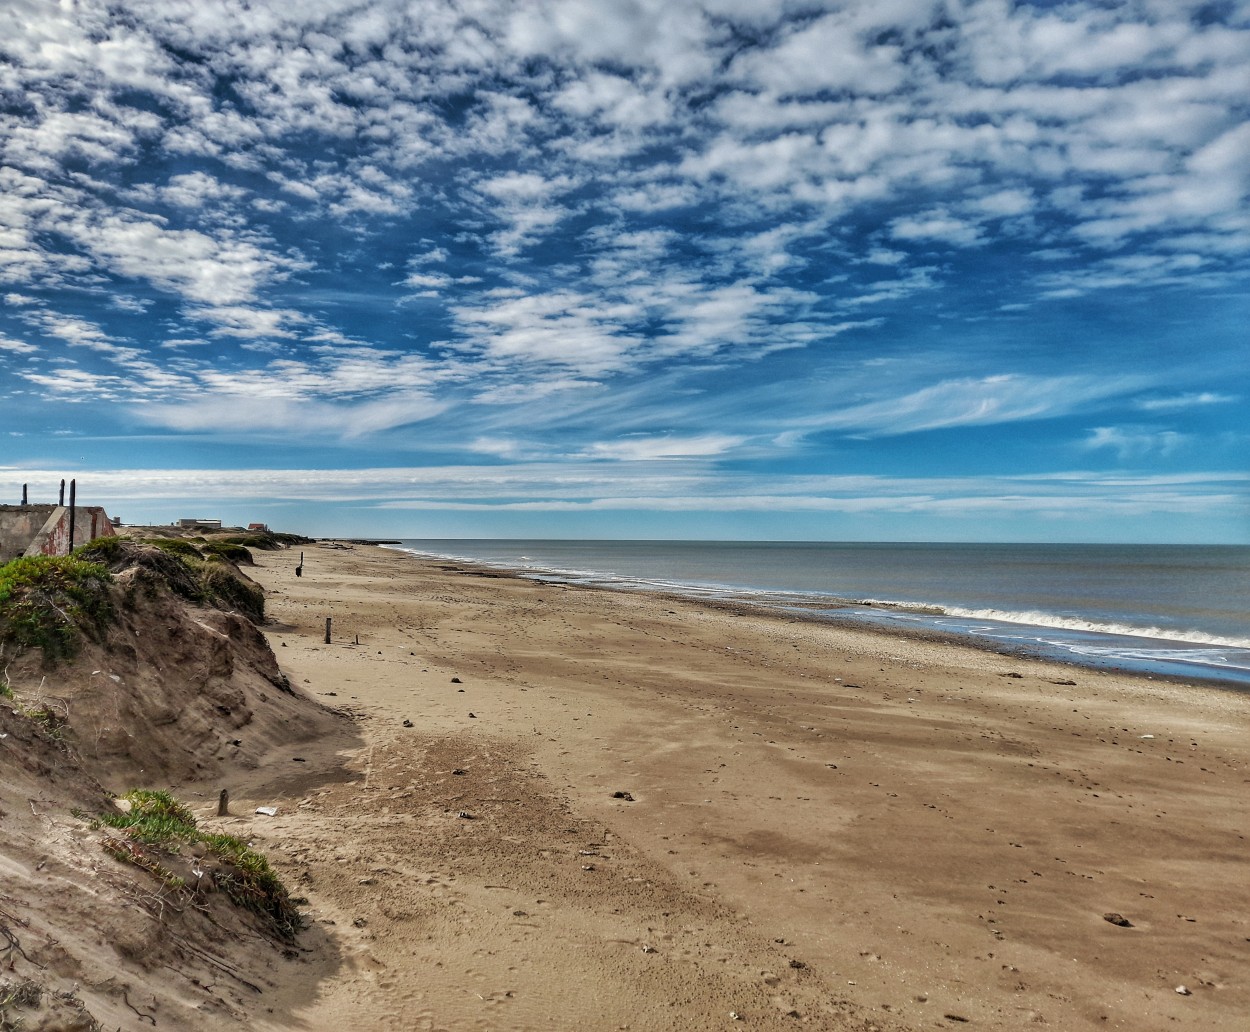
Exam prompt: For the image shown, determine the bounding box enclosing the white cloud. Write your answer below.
[159,172,248,209]
[0,333,38,354]
[135,392,448,438]
[473,171,580,256]
[584,434,746,461]
[1134,392,1236,412]
[18,366,131,399]
[185,305,307,339]
[729,11,908,97]
[68,213,308,306]
[890,210,985,247]
[1083,426,1189,460]
[449,289,644,374]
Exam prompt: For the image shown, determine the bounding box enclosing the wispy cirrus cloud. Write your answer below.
[797,374,1152,438]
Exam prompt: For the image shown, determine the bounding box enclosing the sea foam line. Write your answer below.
[938,606,1250,649]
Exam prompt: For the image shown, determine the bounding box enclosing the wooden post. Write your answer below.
[21,483,27,505]
[67,479,76,552]
[324,617,332,644]
[295,551,304,577]
[217,788,230,816]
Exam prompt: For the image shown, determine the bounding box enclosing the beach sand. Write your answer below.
[230,543,1248,1031]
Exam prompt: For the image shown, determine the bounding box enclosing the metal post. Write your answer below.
[21,483,27,505]
[67,479,76,553]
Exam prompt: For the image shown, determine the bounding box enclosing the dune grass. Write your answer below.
[91,789,304,941]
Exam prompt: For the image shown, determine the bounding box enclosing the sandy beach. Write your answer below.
[219,542,1250,1031]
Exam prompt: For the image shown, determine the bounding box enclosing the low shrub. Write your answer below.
[218,533,289,551]
[75,539,265,622]
[90,790,304,940]
[198,559,265,622]
[149,537,203,560]
[202,541,254,564]
[73,535,125,563]
[0,555,113,662]
[272,532,313,546]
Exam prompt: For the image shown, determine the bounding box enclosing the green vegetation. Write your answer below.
[96,789,198,843]
[75,538,265,623]
[145,539,265,619]
[198,559,265,621]
[23,704,66,741]
[0,535,266,670]
[272,532,312,546]
[0,555,113,662]
[72,535,125,563]
[90,790,303,941]
[218,533,272,549]
[201,540,254,564]
[148,537,203,560]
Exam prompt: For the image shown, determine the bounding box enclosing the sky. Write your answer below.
[1,0,1247,543]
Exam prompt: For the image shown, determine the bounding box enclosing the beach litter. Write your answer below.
[255,806,278,816]
[1175,985,1192,995]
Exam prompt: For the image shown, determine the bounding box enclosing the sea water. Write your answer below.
[388,540,1250,689]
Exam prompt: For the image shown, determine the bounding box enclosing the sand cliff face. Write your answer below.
[0,546,347,1031]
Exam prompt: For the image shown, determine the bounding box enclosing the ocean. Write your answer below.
[387,540,1250,690]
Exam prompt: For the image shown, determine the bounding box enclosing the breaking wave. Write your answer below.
[937,606,1250,649]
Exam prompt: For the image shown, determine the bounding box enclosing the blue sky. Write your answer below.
[1,0,1247,542]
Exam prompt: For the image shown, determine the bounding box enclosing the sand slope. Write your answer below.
[1,549,355,1031]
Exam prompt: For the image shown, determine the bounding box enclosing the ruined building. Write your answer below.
[0,482,116,563]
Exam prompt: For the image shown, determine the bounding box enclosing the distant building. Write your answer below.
[178,518,222,530]
[247,522,269,532]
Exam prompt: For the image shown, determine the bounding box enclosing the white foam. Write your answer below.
[941,606,1250,649]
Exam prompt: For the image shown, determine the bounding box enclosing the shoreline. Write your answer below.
[243,541,1249,1031]
[397,548,1250,695]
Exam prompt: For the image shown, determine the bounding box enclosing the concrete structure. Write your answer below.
[178,518,222,530]
[0,504,117,563]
